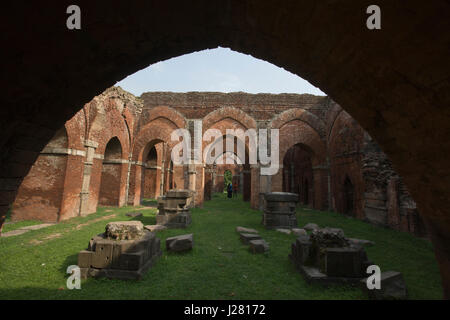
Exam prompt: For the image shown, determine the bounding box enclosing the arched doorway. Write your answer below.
[98,137,123,206]
[143,145,159,199]
[282,143,314,206]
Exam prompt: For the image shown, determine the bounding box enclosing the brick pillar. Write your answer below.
[387,177,400,230]
[79,140,98,216]
[159,143,167,196]
[173,164,184,191]
[250,164,260,210]
[312,165,329,211]
[270,164,283,192]
[59,149,86,220]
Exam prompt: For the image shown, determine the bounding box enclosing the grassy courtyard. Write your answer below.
[0,193,443,299]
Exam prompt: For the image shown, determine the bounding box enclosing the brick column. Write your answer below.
[159,143,167,196]
[269,164,283,192]
[312,165,329,211]
[79,140,98,216]
[250,164,260,210]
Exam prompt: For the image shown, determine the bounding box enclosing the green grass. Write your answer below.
[0,193,443,299]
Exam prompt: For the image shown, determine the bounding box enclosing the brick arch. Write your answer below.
[279,120,327,167]
[130,118,181,205]
[132,117,181,163]
[203,130,253,165]
[3,2,450,297]
[202,106,257,133]
[269,108,326,140]
[328,110,365,219]
[144,106,187,130]
[87,105,131,158]
[273,120,328,210]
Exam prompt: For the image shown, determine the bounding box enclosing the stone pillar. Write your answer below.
[79,140,98,216]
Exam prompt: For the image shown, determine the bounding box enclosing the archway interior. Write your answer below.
[204,134,251,201]
[143,144,160,199]
[282,143,313,207]
[141,140,171,203]
[99,137,123,206]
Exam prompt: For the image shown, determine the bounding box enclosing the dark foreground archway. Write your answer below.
[1,1,449,298]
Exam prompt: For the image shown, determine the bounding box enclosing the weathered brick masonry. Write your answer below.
[11,87,423,238]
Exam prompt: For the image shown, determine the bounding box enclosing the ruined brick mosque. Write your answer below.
[10,86,426,238]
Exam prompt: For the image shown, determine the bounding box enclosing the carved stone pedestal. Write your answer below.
[263,192,298,229]
[156,189,193,228]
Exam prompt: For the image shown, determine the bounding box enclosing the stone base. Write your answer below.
[156,212,191,228]
[289,256,364,286]
[263,212,298,229]
[80,251,162,280]
[360,271,408,300]
[78,229,162,280]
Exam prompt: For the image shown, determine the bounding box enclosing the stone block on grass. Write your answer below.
[249,239,269,254]
[292,228,307,236]
[361,271,407,300]
[303,223,319,231]
[166,234,193,252]
[236,226,258,234]
[275,228,292,235]
[240,233,262,244]
[144,225,167,232]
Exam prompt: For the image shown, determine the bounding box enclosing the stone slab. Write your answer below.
[360,271,407,300]
[236,226,258,234]
[166,233,193,252]
[125,212,143,218]
[249,239,269,254]
[275,228,292,235]
[303,223,319,231]
[347,238,375,247]
[292,228,307,236]
[144,225,167,232]
[240,233,262,244]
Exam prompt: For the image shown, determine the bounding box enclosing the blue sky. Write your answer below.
[116,47,325,96]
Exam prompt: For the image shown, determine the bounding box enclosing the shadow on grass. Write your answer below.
[130,215,157,225]
[141,199,158,207]
[59,253,79,275]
